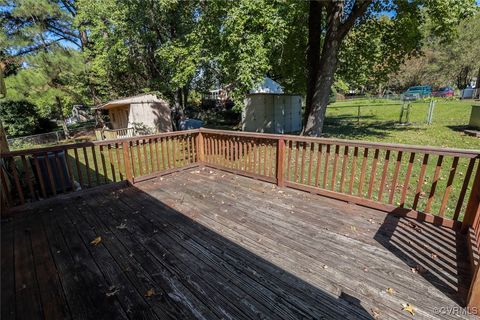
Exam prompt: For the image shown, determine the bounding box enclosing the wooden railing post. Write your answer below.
[462,163,480,232]
[196,132,205,163]
[276,138,286,187]
[122,141,133,183]
[468,265,480,312]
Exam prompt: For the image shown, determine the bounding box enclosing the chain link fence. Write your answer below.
[7,131,66,150]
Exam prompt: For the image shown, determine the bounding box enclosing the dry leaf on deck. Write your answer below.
[116,223,127,229]
[145,288,155,297]
[401,303,415,316]
[386,287,394,295]
[90,236,102,246]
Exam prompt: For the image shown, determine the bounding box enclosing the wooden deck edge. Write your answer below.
[284,181,462,230]
[132,163,200,184]
[201,163,278,184]
[2,181,129,217]
[467,227,480,272]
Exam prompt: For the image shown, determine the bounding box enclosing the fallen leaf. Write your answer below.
[407,222,423,232]
[145,288,155,297]
[431,252,438,259]
[386,287,395,295]
[90,236,102,246]
[402,303,415,316]
[350,226,357,232]
[106,286,119,297]
[410,264,428,274]
[116,223,127,229]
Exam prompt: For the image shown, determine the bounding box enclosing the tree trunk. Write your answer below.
[304,2,344,136]
[0,121,9,154]
[55,96,70,137]
[476,66,480,99]
[304,0,323,125]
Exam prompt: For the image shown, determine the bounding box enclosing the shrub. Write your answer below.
[0,100,54,137]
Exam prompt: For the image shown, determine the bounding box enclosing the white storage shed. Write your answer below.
[242,93,302,134]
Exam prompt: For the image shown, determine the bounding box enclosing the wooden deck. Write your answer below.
[1,168,475,319]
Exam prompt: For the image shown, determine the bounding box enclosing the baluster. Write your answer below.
[149,139,155,172]
[367,149,380,199]
[293,141,300,183]
[315,144,323,188]
[348,147,358,194]
[54,151,66,193]
[286,141,292,181]
[73,148,83,188]
[400,153,416,207]
[108,144,116,183]
[377,150,390,202]
[425,155,444,213]
[339,146,349,192]
[357,148,369,196]
[330,145,340,191]
[115,143,124,180]
[300,142,307,184]
[154,138,160,171]
[65,149,75,191]
[323,144,331,189]
[99,145,108,183]
[44,152,56,195]
[82,147,92,187]
[9,158,25,204]
[142,139,149,173]
[439,157,459,216]
[90,146,100,185]
[389,151,403,204]
[453,158,476,220]
[21,155,35,200]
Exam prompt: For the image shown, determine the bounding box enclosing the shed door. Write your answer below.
[110,107,129,129]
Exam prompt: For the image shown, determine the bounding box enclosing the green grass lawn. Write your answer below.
[325,99,479,150]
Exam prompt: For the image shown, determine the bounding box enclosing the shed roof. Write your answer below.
[94,94,166,110]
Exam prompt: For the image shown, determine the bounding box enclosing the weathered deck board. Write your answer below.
[1,167,475,319]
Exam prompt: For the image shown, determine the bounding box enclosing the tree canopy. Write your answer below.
[1,0,479,136]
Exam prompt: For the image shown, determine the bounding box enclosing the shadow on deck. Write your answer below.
[1,168,474,319]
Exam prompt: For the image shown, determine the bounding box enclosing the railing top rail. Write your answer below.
[2,128,479,159]
[102,127,135,132]
[1,129,199,157]
[199,128,480,158]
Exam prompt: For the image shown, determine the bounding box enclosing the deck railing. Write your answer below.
[95,127,136,140]
[0,130,198,208]
[2,127,480,307]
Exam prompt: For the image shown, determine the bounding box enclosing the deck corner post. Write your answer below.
[462,162,480,233]
[276,138,286,187]
[468,265,480,313]
[196,132,205,163]
[122,141,133,184]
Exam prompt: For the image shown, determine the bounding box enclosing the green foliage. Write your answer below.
[4,48,87,117]
[1,0,478,120]
[389,11,480,90]
[0,99,54,137]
